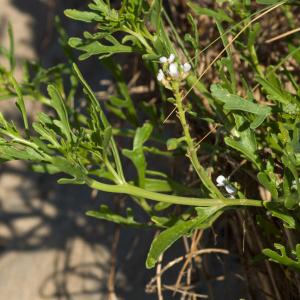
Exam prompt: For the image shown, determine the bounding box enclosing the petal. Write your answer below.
[225,184,237,194]
[168,53,175,63]
[216,175,226,186]
[159,56,167,63]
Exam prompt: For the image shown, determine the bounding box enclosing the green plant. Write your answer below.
[1,0,300,296]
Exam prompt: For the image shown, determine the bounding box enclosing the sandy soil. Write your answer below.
[0,1,154,299]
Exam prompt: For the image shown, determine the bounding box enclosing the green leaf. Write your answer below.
[256,74,295,105]
[211,84,271,129]
[0,145,44,161]
[133,123,153,149]
[283,193,299,210]
[102,126,112,150]
[282,154,299,183]
[51,156,87,184]
[32,163,61,174]
[89,0,110,12]
[86,205,146,228]
[154,202,172,211]
[149,0,162,29]
[264,202,299,229]
[256,0,279,4]
[8,22,15,71]
[122,147,146,184]
[68,37,133,60]
[64,9,102,23]
[250,114,267,129]
[73,63,124,180]
[225,137,260,168]
[263,243,300,270]
[103,58,137,124]
[282,154,300,199]
[145,178,172,192]
[9,75,29,130]
[33,122,60,148]
[123,123,153,187]
[146,206,223,269]
[47,85,72,142]
[257,172,278,200]
[188,2,232,22]
[72,63,107,125]
[151,216,173,228]
[167,137,185,150]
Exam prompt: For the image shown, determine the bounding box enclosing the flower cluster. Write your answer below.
[157,54,191,84]
[216,175,237,196]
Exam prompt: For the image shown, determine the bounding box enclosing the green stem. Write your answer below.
[104,155,124,185]
[248,29,264,77]
[123,27,153,53]
[87,178,262,207]
[173,83,225,199]
[104,150,152,213]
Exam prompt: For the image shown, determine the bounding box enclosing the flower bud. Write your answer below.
[159,56,167,63]
[157,69,165,81]
[183,62,191,73]
[169,63,179,78]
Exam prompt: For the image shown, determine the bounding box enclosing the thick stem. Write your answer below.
[87,178,262,207]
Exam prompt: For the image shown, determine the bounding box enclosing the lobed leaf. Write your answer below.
[69,37,133,60]
[51,156,87,184]
[211,84,271,129]
[263,243,300,270]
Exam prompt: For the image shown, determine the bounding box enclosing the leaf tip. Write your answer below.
[145,257,155,269]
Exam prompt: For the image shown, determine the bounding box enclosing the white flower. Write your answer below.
[216,175,226,187]
[169,63,179,78]
[216,175,237,195]
[183,62,191,73]
[159,56,168,63]
[168,53,175,63]
[224,183,237,195]
[157,69,165,81]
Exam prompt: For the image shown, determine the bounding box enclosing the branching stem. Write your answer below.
[87,178,262,207]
